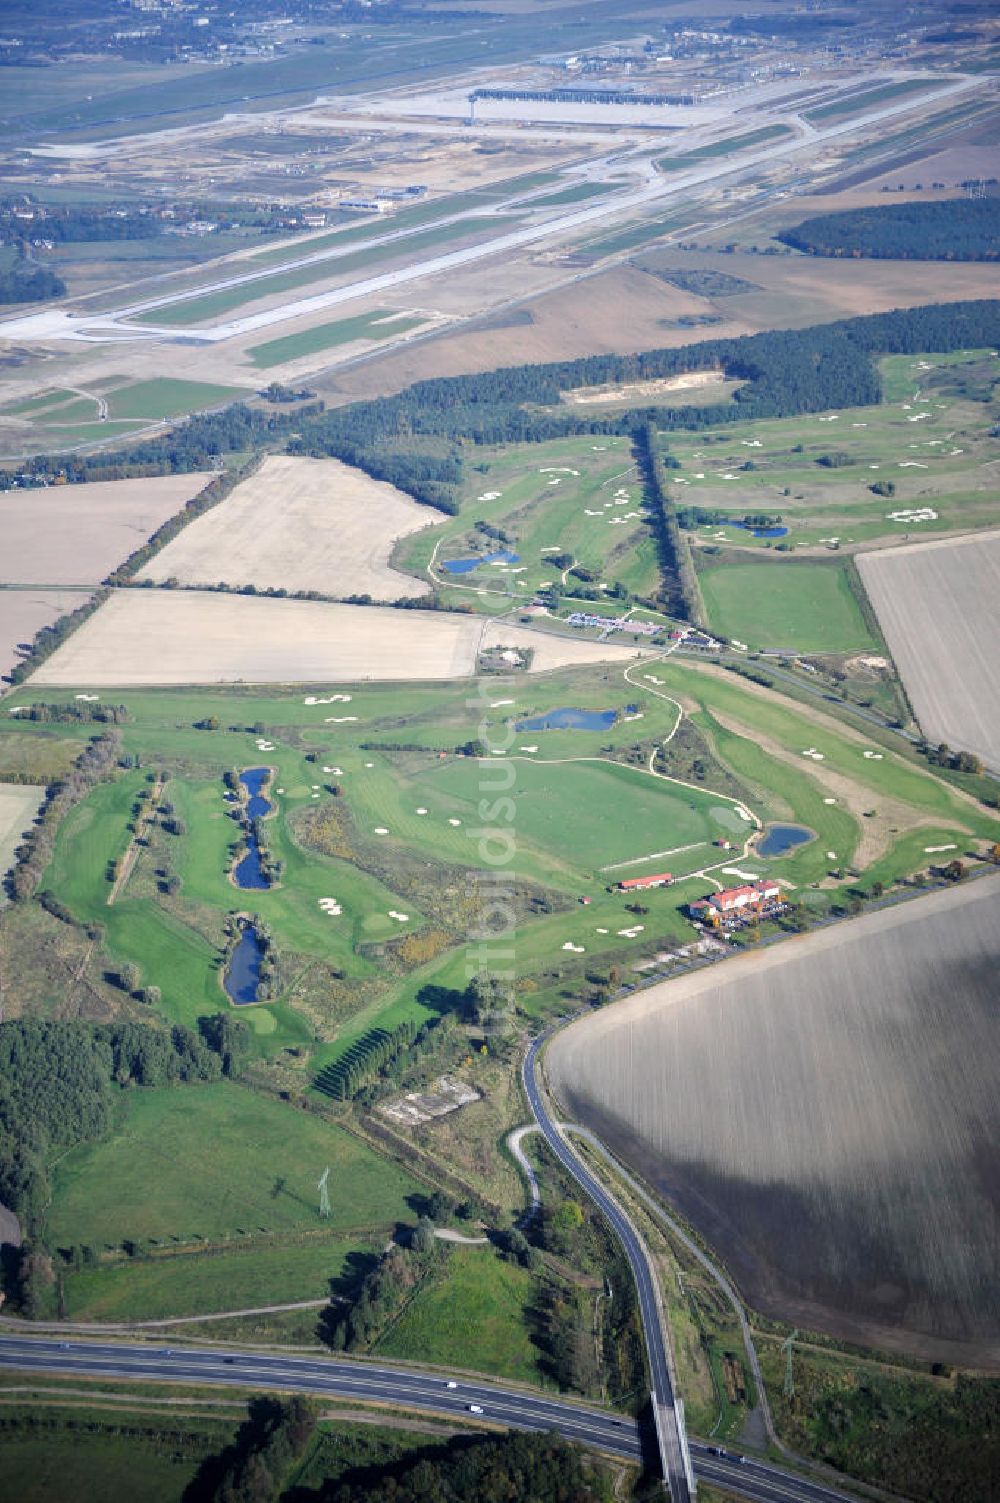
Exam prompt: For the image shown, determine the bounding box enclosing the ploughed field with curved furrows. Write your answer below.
[857,529,1000,775]
[547,875,1000,1368]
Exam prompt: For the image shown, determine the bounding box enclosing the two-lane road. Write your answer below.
[522,1033,694,1502]
[0,1334,860,1503]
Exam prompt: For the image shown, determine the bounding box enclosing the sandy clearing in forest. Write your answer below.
[858,530,1000,774]
[137,455,435,600]
[0,588,94,681]
[0,473,213,587]
[29,592,642,686]
[0,784,45,886]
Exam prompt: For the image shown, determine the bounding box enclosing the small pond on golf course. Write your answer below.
[734,522,789,539]
[441,549,520,575]
[515,706,630,732]
[224,925,265,1006]
[758,823,813,857]
[233,767,272,890]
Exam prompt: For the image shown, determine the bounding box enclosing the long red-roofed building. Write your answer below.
[689,880,782,923]
[617,872,673,891]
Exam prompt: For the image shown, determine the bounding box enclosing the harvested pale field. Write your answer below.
[547,876,1000,1366]
[479,622,641,674]
[858,530,1000,773]
[0,473,212,586]
[0,784,44,887]
[28,591,640,686]
[137,455,434,600]
[0,588,93,680]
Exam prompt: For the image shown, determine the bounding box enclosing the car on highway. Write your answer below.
[468,1404,484,1414]
[446,1381,458,1389]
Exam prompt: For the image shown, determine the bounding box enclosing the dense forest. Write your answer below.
[0,205,159,246]
[311,1430,612,1503]
[778,199,1000,261]
[0,256,65,303]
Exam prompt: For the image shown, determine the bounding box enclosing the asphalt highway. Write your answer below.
[522,1033,694,1502]
[0,1334,861,1502]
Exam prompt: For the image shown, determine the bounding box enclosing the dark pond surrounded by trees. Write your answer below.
[224,925,266,1006]
[233,767,272,890]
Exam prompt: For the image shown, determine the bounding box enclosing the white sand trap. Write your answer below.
[491,699,514,707]
[618,926,645,938]
[925,844,957,853]
[540,547,561,554]
[137,455,437,601]
[311,784,320,789]
[325,716,359,723]
[416,807,428,815]
[734,806,753,822]
[548,478,561,486]
[276,787,285,793]
[374,826,388,835]
[322,766,342,774]
[862,751,884,761]
[539,467,579,475]
[388,910,410,922]
[597,927,609,934]
[311,792,319,798]
[448,818,462,826]
[823,797,837,805]
[562,941,585,952]
[75,693,99,701]
[899,462,929,469]
[305,693,352,704]
[827,851,837,860]
[478,491,502,501]
[520,745,538,753]
[365,762,374,768]
[318,898,343,915]
[722,868,759,881]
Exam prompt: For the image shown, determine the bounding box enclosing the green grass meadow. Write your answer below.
[62,1233,372,1321]
[248,309,426,367]
[697,560,875,653]
[46,1080,422,1250]
[376,1245,542,1382]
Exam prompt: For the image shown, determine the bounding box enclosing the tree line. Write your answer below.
[10,301,1000,518]
[5,729,122,902]
[634,422,702,623]
[778,200,1000,262]
[0,1013,251,1232]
